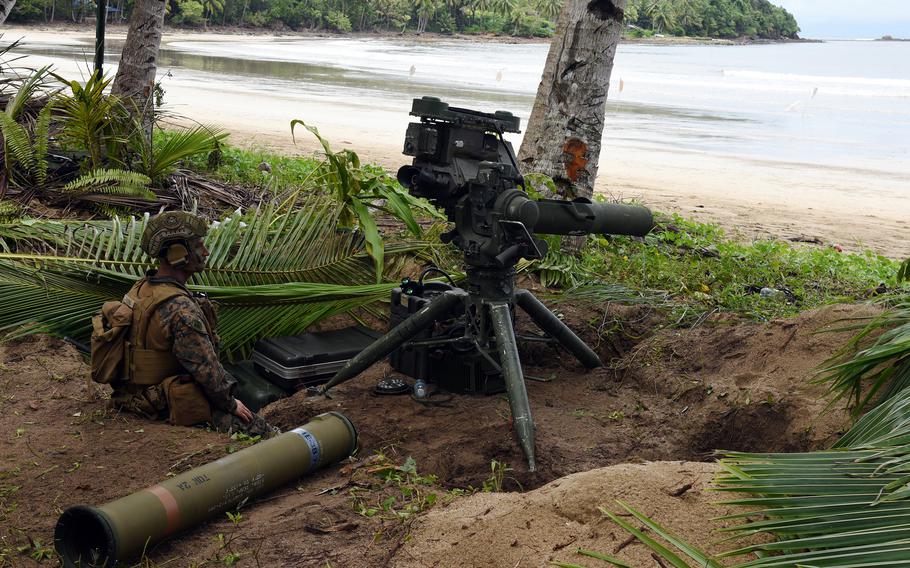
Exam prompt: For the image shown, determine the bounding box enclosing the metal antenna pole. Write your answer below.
[94,0,107,77]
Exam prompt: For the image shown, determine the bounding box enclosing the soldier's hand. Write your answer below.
[233,398,254,423]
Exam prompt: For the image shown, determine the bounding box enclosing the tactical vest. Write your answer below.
[125,278,213,385]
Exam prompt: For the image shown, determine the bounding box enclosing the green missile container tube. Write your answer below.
[54,411,357,567]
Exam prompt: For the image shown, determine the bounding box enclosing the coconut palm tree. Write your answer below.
[646,0,676,33]
[112,0,167,136]
[0,0,17,23]
[534,0,561,20]
[414,0,437,32]
[489,0,515,18]
[518,0,626,212]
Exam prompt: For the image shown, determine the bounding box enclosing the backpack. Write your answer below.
[90,296,136,384]
[90,280,187,384]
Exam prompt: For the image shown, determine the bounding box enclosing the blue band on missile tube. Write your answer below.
[291,427,321,471]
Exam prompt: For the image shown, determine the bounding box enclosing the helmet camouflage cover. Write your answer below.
[141,211,208,257]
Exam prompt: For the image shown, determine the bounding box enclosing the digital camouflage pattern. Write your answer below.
[160,294,234,412]
[141,211,208,257]
[158,291,276,438]
[112,276,275,438]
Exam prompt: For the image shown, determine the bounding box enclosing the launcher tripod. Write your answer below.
[319,266,603,471]
[318,97,652,470]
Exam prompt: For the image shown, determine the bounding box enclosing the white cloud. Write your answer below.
[772,0,910,38]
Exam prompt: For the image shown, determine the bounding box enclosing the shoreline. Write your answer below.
[4,24,907,260]
[3,21,818,46]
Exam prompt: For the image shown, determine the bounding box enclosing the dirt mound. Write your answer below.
[393,461,747,568]
[0,303,875,566]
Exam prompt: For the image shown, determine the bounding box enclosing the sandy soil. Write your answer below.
[0,301,873,566]
[3,25,908,259]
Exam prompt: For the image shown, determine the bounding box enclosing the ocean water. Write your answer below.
[9,35,910,180]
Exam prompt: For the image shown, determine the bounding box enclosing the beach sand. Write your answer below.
[5,25,907,258]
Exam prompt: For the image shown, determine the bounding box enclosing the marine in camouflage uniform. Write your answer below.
[109,212,276,438]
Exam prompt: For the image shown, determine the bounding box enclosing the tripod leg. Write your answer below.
[320,289,468,394]
[515,289,602,369]
[488,301,536,472]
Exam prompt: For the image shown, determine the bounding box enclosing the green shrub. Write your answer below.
[433,10,455,34]
[171,0,205,26]
[325,10,352,32]
[7,0,45,22]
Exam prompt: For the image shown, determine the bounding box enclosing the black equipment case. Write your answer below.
[224,360,291,412]
[388,282,505,395]
[252,326,382,390]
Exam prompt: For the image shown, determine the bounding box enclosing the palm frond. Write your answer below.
[55,74,127,169]
[898,259,910,283]
[816,300,910,414]
[0,201,432,358]
[5,65,52,120]
[32,101,53,185]
[600,502,721,568]
[141,124,228,182]
[62,168,156,201]
[0,112,36,173]
[0,200,22,223]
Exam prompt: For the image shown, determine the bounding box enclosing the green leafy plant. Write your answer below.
[0,69,55,189]
[290,119,443,282]
[136,124,228,183]
[536,212,898,324]
[349,453,439,521]
[482,459,516,492]
[5,65,53,121]
[54,73,129,170]
[17,536,55,562]
[61,168,156,211]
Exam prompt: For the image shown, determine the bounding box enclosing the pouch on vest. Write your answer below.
[163,375,213,426]
[90,300,135,384]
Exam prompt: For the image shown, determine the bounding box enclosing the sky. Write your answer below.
[772,0,910,39]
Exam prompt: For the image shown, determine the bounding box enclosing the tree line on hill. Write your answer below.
[5,0,798,40]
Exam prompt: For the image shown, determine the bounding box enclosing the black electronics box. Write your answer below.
[252,325,382,390]
[388,283,505,395]
[224,360,291,412]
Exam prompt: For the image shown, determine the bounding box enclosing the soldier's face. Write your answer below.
[186,238,210,273]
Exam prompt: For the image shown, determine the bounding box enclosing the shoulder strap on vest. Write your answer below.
[131,279,192,349]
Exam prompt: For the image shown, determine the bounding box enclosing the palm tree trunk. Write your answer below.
[112,0,166,140]
[518,0,626,250]
[518,0,626,201]
[0,0,16,24]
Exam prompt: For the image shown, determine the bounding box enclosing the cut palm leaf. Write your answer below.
[0,200,431,359]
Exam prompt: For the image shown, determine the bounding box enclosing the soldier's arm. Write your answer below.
[159,296,237,413]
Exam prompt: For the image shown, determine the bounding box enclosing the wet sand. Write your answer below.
[5,25,908,258]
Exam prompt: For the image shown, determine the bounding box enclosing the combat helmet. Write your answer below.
[141,211,208,257]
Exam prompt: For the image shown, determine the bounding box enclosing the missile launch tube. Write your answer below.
[531,199,653,237]
[54,412,357,568]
